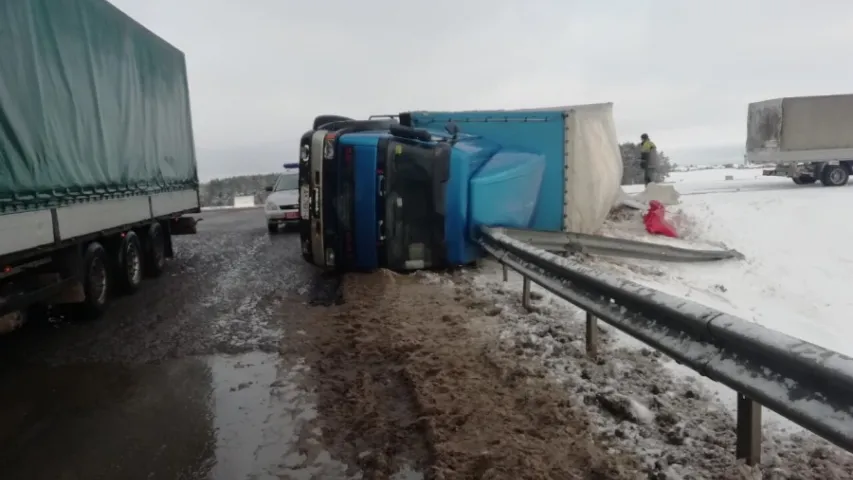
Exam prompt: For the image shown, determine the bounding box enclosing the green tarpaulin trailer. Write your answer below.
[0,0,201,328]
[1,0,199,205]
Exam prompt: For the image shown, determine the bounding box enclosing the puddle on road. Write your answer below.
[0,352,358,480]
[207,352,353,479]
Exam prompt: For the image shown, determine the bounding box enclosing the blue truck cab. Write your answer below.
[297,106,620,273]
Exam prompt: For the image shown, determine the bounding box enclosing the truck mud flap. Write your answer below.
[170,216,199,235]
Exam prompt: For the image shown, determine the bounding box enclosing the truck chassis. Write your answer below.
[0,189,200,333]
[762,160,852,186]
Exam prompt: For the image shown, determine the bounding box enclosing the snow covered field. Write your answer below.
[467,167,853,478]
[615,168,853,358]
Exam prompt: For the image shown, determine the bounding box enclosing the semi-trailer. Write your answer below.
[0,0,200,331]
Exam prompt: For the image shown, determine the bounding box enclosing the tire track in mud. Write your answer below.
[286,270,640,480]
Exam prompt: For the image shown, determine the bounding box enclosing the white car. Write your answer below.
[264,166,300,233]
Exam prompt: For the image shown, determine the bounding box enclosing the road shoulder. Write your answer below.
[286,269,639,479]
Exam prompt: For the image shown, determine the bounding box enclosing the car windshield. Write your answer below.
[273,173,298,192]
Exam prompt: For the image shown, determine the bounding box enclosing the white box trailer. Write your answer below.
[746,94,853,186]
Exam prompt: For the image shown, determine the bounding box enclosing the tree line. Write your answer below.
[199,173,277,207]
[619,142,672,185]
[198,144,672,206]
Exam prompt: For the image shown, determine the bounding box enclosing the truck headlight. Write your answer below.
[323,137,334,160]
[266,201,276,211]
[300,144,310,163]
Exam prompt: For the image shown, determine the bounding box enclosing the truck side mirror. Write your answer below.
[445,121,459,137]
[264,186,273,192]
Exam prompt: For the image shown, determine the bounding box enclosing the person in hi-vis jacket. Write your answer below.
[639,133,657,185]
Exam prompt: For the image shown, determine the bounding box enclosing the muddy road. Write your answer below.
[0,208,343,480]
[0,207,640,480]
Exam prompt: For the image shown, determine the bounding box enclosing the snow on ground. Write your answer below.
[607,169,853,363]
[466,166,853,477]
[464,265,853,479]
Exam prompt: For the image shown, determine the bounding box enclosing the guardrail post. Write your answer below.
[502,264,508,282]
[521,277,531,310]
[735,394,762,465]
[585,311,598,358]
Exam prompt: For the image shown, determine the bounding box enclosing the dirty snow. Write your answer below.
[467,166,853,478]
[466,264,853,478]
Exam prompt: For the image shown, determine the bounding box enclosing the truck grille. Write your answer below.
[279,204,297,210]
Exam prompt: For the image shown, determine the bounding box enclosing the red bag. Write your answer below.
[643,200,678,238]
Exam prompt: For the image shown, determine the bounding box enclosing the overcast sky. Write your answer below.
[109,0,853,179]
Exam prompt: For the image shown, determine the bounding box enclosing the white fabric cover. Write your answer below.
[562,103,623,233]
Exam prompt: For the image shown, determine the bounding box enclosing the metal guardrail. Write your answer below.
[493,227,744,262]
[478,226,853,465]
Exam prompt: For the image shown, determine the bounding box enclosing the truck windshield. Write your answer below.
[273,173,298,191]
[381,140,450,270]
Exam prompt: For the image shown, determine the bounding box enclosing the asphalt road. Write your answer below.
[0,208,346,480]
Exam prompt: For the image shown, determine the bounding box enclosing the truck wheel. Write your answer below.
[116,231,143,294]
[143,223,167,278]
[821,165,849,187]
[78,242,110,319]
[301,237,313,264]
[267,222,278,234]
[313,115,353,130]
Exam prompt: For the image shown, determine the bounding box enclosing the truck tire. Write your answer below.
[820,164,849,187]
[313,115,353,130]
[78,242,110,319]
[792,175,816,185]
[301,237,313,264]
[116,231,144,294]
[267,221,278,234]
[320,119,397,134]
[143,223,167,278]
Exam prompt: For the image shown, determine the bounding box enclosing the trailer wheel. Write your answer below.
[116,231,144,294]
[78,242,110,319]
[143,223,167,277]
[821,165,849,187]
[793,175,816,185]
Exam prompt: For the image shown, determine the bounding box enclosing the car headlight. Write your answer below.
[300,144,310,163]
[266,201,276,210]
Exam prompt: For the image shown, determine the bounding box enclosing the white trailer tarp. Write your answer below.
[562,103,623,234]
[747,94,853,153]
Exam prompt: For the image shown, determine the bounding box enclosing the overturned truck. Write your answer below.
[297,105,624,272]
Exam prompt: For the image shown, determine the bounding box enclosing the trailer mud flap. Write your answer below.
[382,140,450,270]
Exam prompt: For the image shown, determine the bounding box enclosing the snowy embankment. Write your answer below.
[470,167,853,478]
